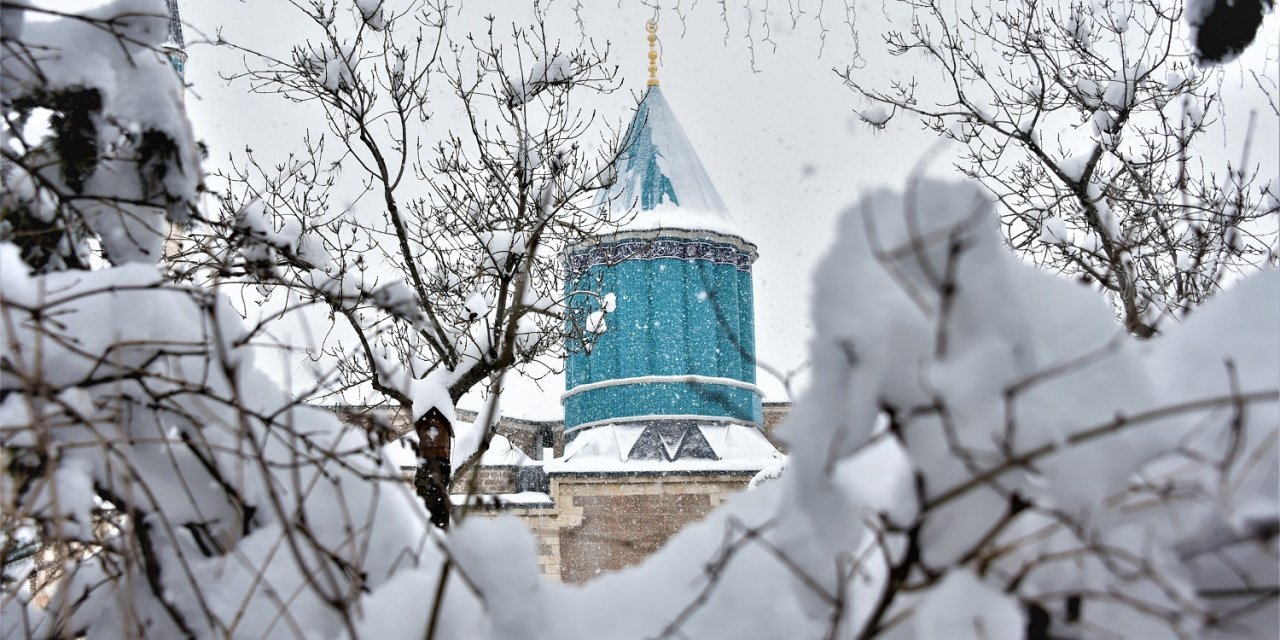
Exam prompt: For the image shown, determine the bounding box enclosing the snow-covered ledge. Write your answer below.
[560,374,763,403]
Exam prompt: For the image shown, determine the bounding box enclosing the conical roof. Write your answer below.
[596,87,742,236]
[164,0,186,48]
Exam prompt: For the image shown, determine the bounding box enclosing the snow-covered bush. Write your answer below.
[416,179,1275,639]
[0,0,200,271]
[0,4,442,637]
[0,244,443,637]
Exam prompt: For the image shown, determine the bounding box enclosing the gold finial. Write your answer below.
[646,20,660,87]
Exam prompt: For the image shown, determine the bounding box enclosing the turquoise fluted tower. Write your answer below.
[563,84,762,444]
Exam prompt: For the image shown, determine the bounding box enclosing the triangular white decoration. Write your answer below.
[611,425,646,462]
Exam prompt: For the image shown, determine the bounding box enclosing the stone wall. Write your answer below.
[449,466,517,494]
[468,472,755,583]
[502,507,561,578]
[761,401,791,452]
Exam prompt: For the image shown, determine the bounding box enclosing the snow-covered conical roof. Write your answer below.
[596,87,742,237]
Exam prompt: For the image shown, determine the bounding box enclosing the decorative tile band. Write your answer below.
[566,236,755,277]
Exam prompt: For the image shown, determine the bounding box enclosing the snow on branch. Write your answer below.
[838,0,1279,338]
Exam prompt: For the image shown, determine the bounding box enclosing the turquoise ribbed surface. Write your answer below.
[564,251,759,428]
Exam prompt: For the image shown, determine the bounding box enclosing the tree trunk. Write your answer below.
[414,408,453,529]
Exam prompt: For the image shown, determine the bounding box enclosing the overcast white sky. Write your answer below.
[37,0,1280,418]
